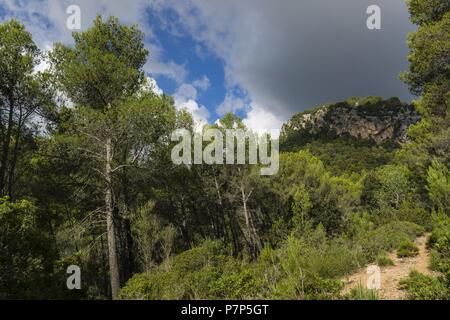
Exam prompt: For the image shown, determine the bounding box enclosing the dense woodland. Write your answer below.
[0,0,449,300]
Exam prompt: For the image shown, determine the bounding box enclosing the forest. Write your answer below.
[0,0,448,300]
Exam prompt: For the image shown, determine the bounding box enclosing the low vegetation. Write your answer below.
[376,253,394,267]
[397,241,420,258]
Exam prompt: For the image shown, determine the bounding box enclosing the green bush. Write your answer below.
[427,212,450,274]
[209,267,266,299]
[396,203,432,230]
[120,227,363,300]
[376,252,394,267]
[272,270,343,300]
[118,271,177,300]
[119,240,233,299]
[427,212,450,291]
[304,138,394,174]
[0,198,56,299]
[397,241,419,258]
[346,284,379,300]
[288,226,364,278]
[355,221,424,260]
[269,226,361,300]
[399,271,449,300]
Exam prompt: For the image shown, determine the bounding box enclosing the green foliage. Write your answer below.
[282,229,362,277]
[120,226,365,300]
[407,0,450,25]
[304,138,395,174]
[427,212,450,277]
[50,15,148,109]
[362,164,413,210]
[397,241,420,258]
[291,184,312,229]
[401,9,450,101]
[426,159,449,212]
[119,240,263,300]
[117,270,176,300]
[277,151,361,234]
[0,198,55,299]
[0,19,55,198]
[376,252,394,267]
[131,201,176,271]
[354,221,424,261]
[399,270,449,300]
[0,20,39,79]
[396,202,432,230]
[346,284,379,300]
[401,0,449,158]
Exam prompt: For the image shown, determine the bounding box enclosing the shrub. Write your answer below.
[119,240,239,300]
[285,226,364,279]
[346,284,379,300]
[209,267,266,299]
[0,198,55,299]
[376,252,394,267]
[396,203,432,230]
[272,271,343,300]
[397,241,419,258]
[427,212,450,274]
[355,221,424,260]
[118,271,178,300]
[427,211,450,290]
[270,227,360,300]
[399,271,449,300]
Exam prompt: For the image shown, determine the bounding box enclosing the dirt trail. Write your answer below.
[342,235,436,300]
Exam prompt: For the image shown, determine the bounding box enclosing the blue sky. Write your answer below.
[146,12,230,120]
[0,0,416,131]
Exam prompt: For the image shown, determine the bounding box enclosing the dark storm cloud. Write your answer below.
[152,0,416,120]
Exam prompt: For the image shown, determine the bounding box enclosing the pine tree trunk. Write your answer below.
[240,185,261,257]
[0,96,14,196]
[105,136,120,299]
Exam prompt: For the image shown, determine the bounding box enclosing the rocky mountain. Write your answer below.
[280,97,421,150]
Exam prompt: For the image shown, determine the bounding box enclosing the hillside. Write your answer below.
[279,97,421,173]
[281,97,420,150]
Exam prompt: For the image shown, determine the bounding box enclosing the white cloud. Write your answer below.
[144,59,188,84]
[176,83,198,100]
[243,105,284,135]
[192,76,211,91]
[175,98,210,131]
[173,78,211,131]
[216,93,247,115]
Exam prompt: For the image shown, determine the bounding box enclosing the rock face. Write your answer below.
[281,97,421,148]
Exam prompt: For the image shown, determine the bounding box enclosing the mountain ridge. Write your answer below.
[280,97,421,151]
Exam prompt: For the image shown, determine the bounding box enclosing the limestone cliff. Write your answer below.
[280,97,421,149]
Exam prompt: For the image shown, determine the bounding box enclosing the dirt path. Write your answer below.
[342,235,436,300]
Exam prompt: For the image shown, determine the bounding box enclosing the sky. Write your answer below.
[0,0,417,132]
